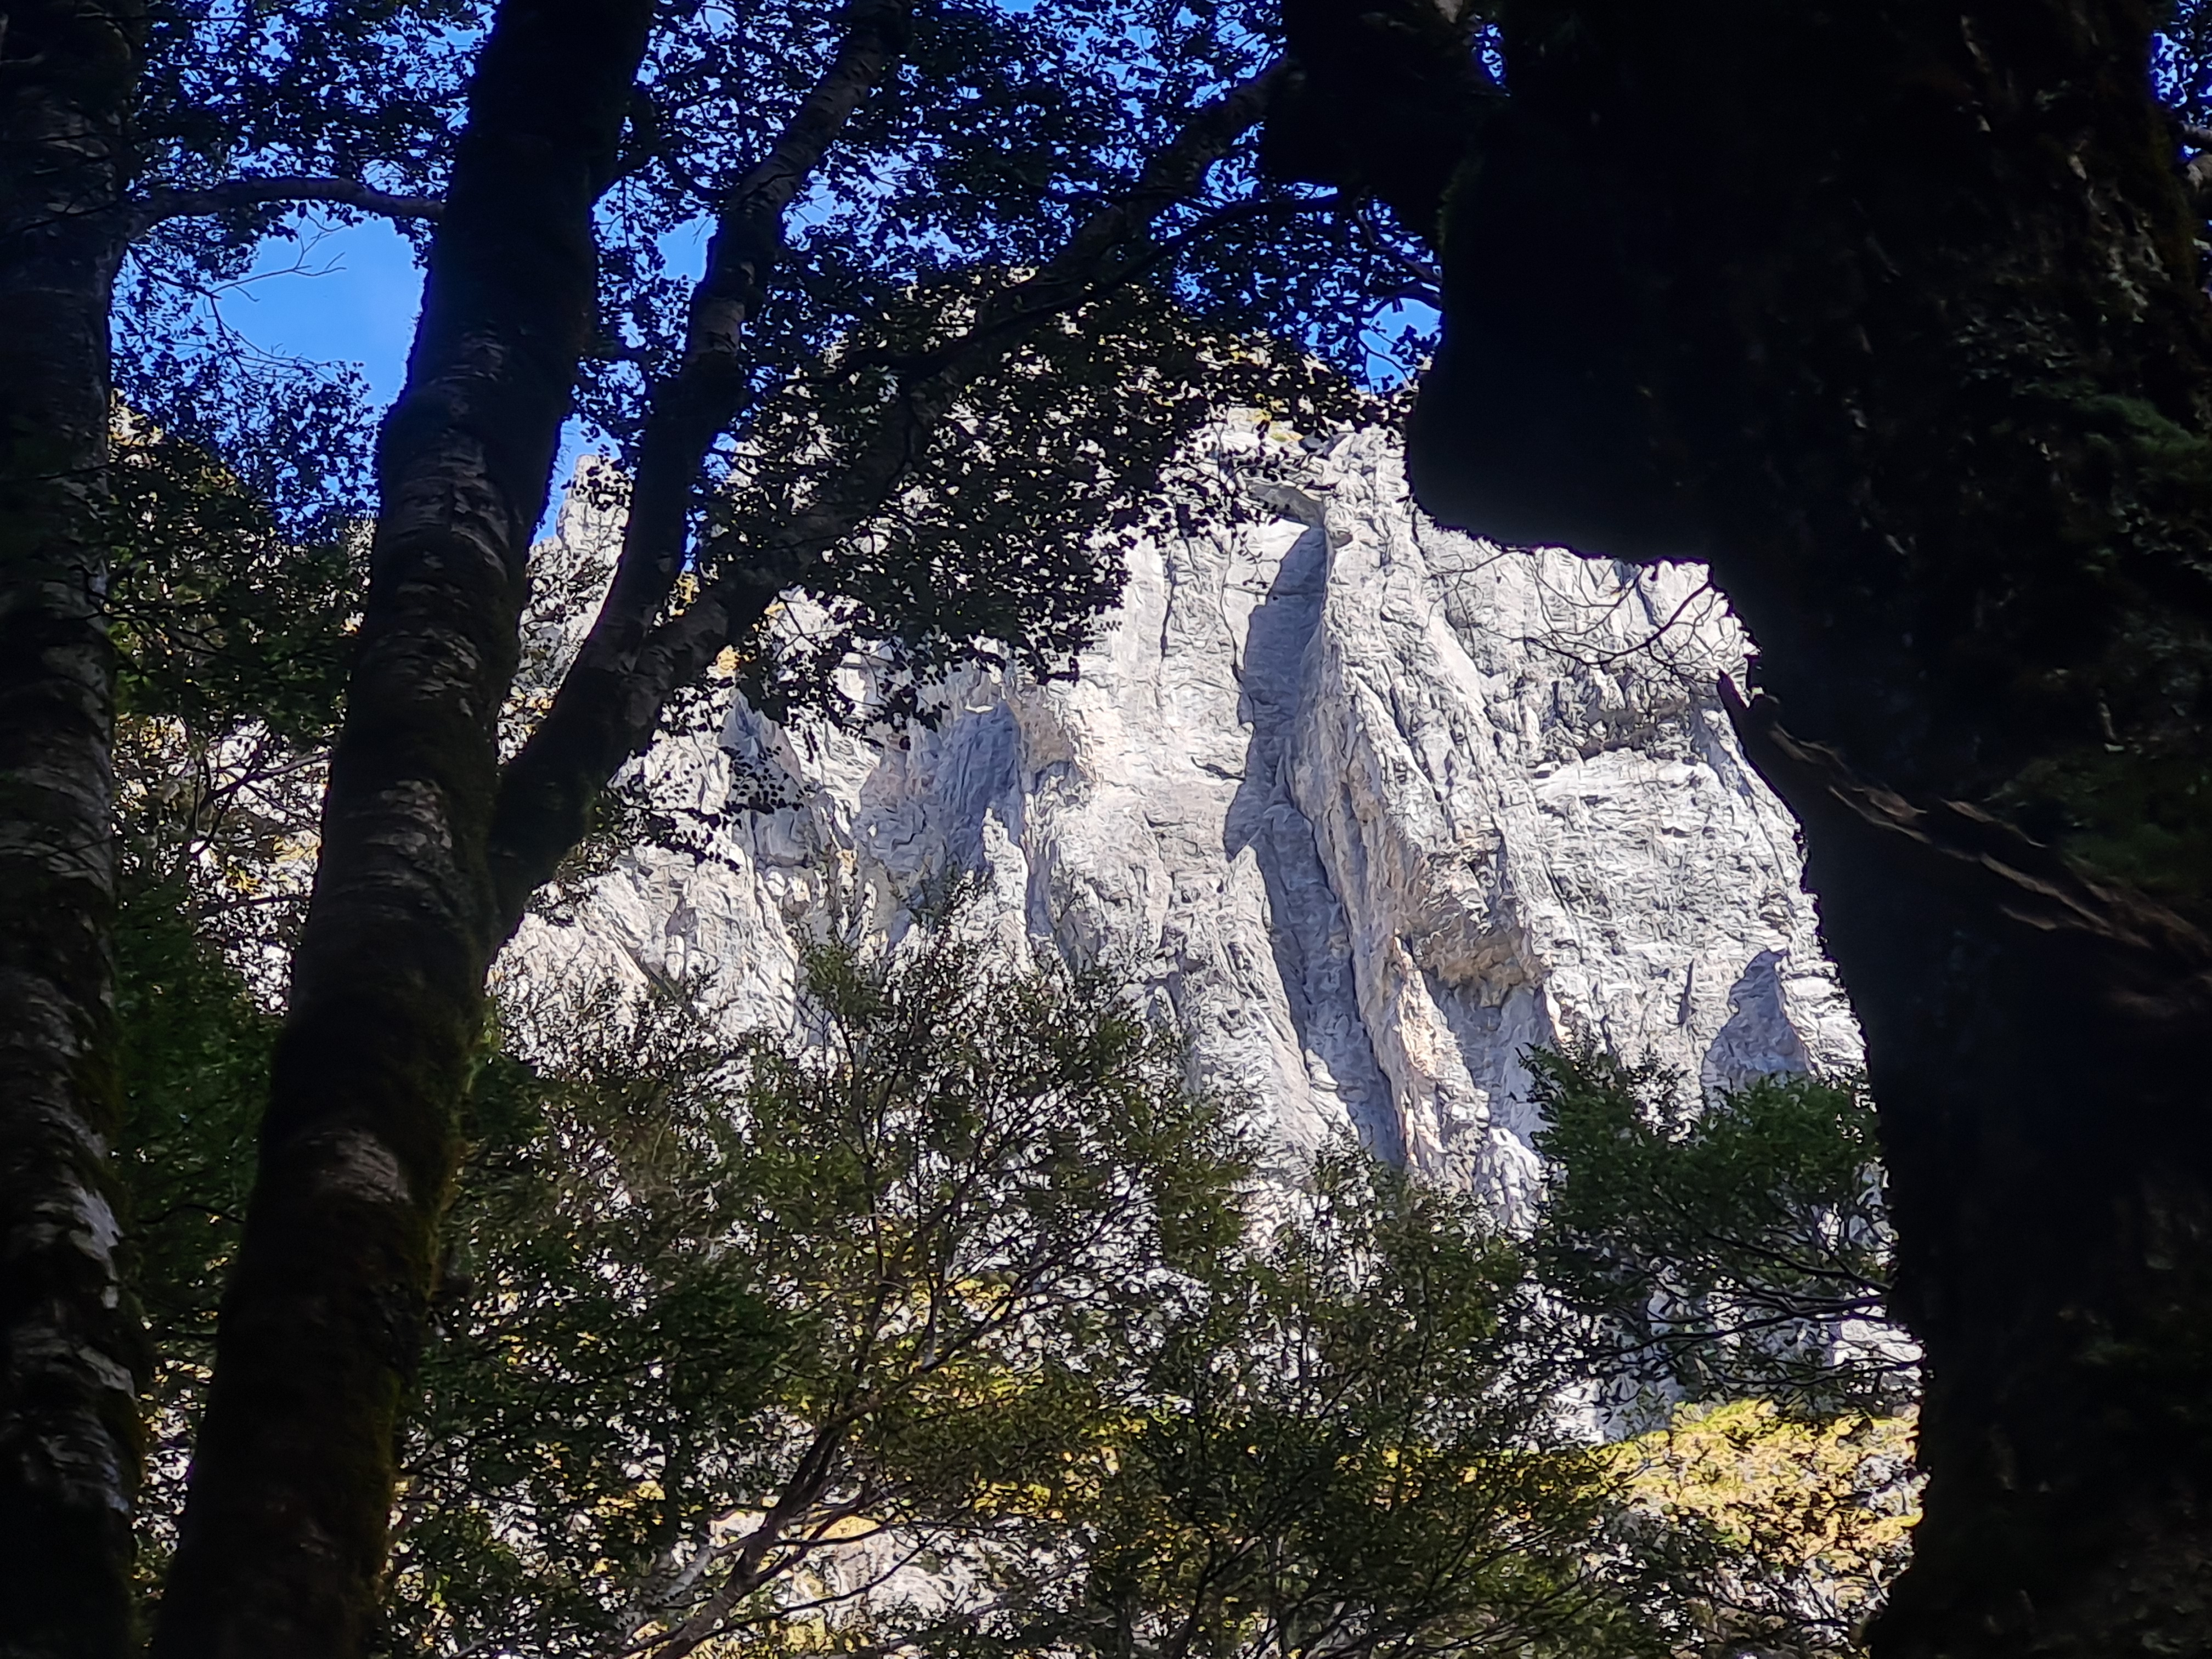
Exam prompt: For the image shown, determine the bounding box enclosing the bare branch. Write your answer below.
[129,175,444,235]
[1510,578,1720,670]
[635,1424,854,1659]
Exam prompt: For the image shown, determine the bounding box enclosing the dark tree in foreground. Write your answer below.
[0,8,152,1653]
[144,0,1401,1643]
[0,0,468,1647]
[1272,1,2212,1651]
[146,0,656,1647]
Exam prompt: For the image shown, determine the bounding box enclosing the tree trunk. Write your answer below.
[149,1,652,1650]
[1286,0,2212,1650]
[487,61,1284,930]
[0,4,148,1656]
[487,0,916,917]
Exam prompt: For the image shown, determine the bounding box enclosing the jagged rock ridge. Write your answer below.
[505,422,1860,1215]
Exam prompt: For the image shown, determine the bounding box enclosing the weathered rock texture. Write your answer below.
[506,423,1859,1208]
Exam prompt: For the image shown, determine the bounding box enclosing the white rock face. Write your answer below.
[505,423,1860,1215]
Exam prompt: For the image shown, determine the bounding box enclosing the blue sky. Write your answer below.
[221,217,590,531]
[216,215,708,531]
[222,217,426,411]
[214,211,1424,533]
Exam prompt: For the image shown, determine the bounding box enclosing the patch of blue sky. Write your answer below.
[215,216,424,406]
[211,211,720,535]
[1364,297,1438,390]
[214,197,1426,530]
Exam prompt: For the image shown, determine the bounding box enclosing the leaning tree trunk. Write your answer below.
[148,1,652,1651]
[0,4,148,1657]
[1278,0,2212,1651]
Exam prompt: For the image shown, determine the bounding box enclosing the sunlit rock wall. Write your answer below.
[504,423,1860,1216]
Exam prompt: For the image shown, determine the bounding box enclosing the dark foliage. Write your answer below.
[722,287,1374,726]
[1527,1049,1906,1422]
[108,428,359,748]
[119,0,486,537]
[2158,1,2212,127]
[112,890,269,1599]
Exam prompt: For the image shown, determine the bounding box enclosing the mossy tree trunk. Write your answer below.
[0,4,148,1655]
[147,2,652,1651]
[1279,1,2212,1651]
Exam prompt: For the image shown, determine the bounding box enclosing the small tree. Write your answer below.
[1612,1401,1917,1659]
[909,1148,1657,1659]
[1524,1047,1918,1655]
[1531,1053,1911,1433]
[384,923,1252,1658]
[1525,1049,1905,1423]
[356,933,1702,1659]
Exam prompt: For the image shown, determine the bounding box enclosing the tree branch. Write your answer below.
[129,175,445,235]
[484,0,917,926]
[1269,0,1495,244]
[484,59,1288,936]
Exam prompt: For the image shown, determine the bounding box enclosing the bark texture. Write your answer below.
[1278,1,2212,1651]
[0,3,147,1655]
[148,1,652,1651]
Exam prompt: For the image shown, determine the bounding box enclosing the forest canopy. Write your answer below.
[13,0,2212,1656]
[119,879,1911,1658]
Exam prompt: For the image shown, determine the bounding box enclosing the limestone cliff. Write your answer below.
[505,422,1860,1213]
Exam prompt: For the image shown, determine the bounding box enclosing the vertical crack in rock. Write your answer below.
[504,420,1861,1204]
